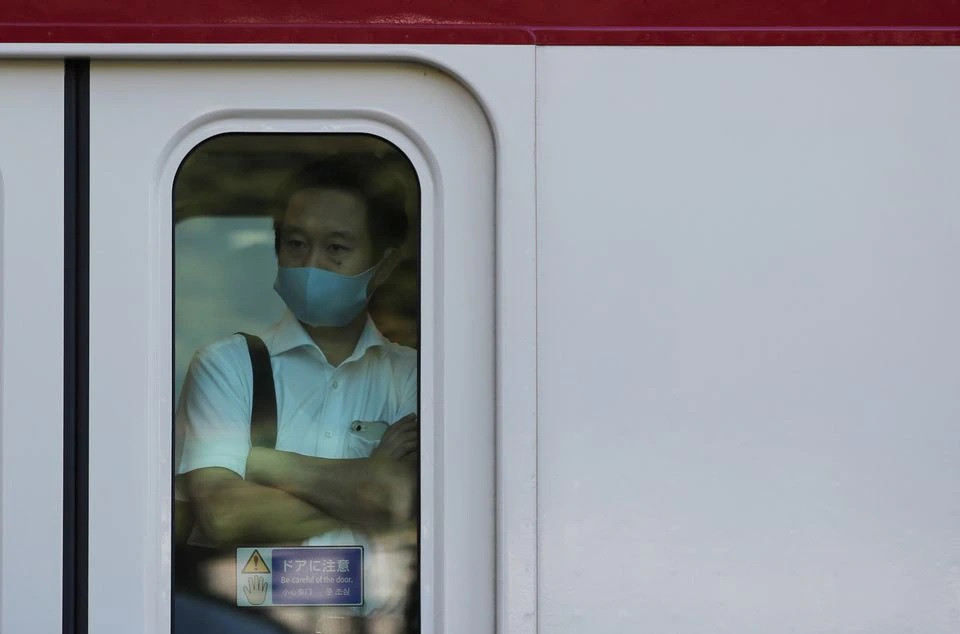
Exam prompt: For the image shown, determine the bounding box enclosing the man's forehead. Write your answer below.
[284,187,369,233]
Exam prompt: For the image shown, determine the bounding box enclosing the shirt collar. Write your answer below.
[263,309,389,364]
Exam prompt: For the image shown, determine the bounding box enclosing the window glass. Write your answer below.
[173,134,420,634]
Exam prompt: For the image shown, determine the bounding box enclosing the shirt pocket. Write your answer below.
[344,420,389,458]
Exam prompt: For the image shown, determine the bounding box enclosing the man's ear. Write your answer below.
[370,247,402,290]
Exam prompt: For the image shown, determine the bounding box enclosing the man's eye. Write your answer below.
[285,238,306,249]
[328,244,350,254]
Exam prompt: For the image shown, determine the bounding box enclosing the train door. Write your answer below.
[84,60,495,634]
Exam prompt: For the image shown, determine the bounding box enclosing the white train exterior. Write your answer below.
[2,6,960,632]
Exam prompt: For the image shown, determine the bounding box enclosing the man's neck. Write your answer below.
[301,311,368,367]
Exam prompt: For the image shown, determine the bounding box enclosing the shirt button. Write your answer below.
[331,380,339,389]
[324,431,333,438]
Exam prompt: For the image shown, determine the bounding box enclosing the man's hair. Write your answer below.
[273,155,410,257]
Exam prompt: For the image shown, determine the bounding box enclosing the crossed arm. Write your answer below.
[183,414,418,547]
[183,467,341,545]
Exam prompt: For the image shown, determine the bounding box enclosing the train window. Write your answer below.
[172,133,421,634]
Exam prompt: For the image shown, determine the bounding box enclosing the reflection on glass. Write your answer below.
[173,135,420,634]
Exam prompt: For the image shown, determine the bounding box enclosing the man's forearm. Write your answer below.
[246,448,415,526]
[186,470,345,546]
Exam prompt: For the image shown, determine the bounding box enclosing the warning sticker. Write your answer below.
[236,546,363,607]
[241,549,270,574]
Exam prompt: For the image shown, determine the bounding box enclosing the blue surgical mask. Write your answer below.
[274,265,377,327]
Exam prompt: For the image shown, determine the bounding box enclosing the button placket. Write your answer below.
[323,370,341,445]
[314,366,335,449]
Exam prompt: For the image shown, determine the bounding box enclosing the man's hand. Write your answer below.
[356,453,417,524]
[365,413,418,523]
[371,414,418,463]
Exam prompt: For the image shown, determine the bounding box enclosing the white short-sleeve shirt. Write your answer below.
[176,309,418,479]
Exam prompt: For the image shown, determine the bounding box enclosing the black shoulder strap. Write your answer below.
[237,332,277,449]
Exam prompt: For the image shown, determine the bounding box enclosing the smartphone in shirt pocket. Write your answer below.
[345,420,389,458]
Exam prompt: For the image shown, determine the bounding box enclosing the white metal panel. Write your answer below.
[0,61,64,634]
[537,47,960,633]
[87,56,513,634]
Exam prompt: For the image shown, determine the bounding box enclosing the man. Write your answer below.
[175,155,418,562]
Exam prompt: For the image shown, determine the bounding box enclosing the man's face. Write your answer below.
[277,188,377,275]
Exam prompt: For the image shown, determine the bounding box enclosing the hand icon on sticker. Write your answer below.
[243,575,269,605]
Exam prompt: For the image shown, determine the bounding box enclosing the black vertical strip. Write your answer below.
[63,58,89,634]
